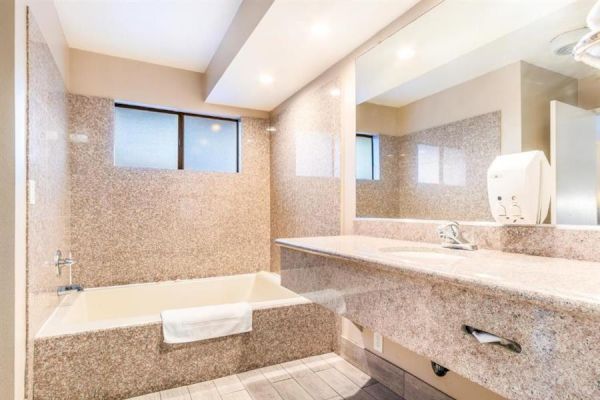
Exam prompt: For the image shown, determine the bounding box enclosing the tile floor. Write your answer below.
[128,353,404,400]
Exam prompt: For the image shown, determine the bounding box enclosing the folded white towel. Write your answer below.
[160,302,252,344]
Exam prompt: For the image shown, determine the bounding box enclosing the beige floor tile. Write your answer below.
[328,357,376,388]
[221,390,253,400]
[189,381,222,400]
[364,383,404,400]
[273,379,313,400]
[295,371,339,400]
[161,386,192,400]
[214,375,245,395]
[239,370,283,400]
[261,365,292,382]
[303,355,331,372]
[316,368,362,398]
[281,360,312,378]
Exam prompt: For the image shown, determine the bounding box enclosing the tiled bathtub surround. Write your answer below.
[277,239,600,400]
[356,112,500,221]
[270,79,343,272]
[69,95,271,287]
[33,303,336,400]
[354,218,600,263]
[26,12,71,397]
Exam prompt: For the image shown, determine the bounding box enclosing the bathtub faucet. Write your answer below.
[55,250,84,295]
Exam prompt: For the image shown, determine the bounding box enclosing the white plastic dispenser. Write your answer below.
[487,151,551,224]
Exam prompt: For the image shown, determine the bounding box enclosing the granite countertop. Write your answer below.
[275,235,600,316]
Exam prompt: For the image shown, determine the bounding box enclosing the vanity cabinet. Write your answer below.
[277,237,600,400]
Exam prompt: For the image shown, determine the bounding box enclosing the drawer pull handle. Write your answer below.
[463,325,522,353]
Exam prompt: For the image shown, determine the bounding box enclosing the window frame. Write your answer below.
[114,103,241,172]
[356,133,378,180]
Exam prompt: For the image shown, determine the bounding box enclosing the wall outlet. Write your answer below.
[373,332,383,353]
[28,180,36,205]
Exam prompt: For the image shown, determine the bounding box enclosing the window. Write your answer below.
[114,104,240,172]
[356,134,380,180]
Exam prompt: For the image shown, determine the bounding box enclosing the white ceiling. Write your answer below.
[205,0,421,111]
[357,0,591,107]
[54,0,242,72]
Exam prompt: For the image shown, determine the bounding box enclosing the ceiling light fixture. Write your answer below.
[329,87,341,97]
[211,123,221,132]
[259,74,274,85]
[310,22,331,37]
[397,47,416,60]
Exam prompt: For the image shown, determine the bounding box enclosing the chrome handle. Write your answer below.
[463,325,522,353]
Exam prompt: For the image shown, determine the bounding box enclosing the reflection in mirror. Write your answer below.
[355,0,600,225]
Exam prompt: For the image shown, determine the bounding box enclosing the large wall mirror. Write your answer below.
[355,0,600,225]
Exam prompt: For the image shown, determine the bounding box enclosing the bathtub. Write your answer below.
[37,271,308,337]
[33,272,336,400]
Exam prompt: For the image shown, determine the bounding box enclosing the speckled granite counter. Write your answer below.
[276,235,600,400]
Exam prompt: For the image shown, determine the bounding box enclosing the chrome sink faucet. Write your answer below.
[54,250,83,295]
[437,221,477,251]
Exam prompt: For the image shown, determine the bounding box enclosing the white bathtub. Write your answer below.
[37,271,309,338]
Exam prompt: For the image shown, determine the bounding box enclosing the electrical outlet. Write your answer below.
[373,332,383,353]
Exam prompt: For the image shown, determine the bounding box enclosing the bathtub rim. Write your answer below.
[36,271,310,339]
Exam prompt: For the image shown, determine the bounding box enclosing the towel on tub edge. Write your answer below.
[160,302,252,344]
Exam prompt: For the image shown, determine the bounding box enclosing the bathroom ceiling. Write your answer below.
[359,0,594,107]
[54,0,243,72]
[205,0,421,111]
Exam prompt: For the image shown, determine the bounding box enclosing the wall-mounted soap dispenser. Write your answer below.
[487,151,551,224]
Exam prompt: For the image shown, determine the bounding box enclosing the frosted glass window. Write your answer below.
[442,147,466,186]
[356,135,373,180]
[114,107,179,169]
[417,144,440,184]
[184,116,238,172]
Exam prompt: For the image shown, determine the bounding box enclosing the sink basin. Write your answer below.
[378,246,466,264]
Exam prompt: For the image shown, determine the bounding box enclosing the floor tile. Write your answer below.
[189,381,223,400]
[328,356,377,388]
[273,379,314,400]
[364,383,404,400]
[261,365,292,383]
[295,371,339,400]
[316,368,362,398]
[214,375,245,395]
[161,386,192,400]
[238,368,283,400]
[281,360,312,378]
[303,355,331,372]
[221,390,253,400]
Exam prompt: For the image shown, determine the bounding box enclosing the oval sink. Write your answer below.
[378,246,466,263]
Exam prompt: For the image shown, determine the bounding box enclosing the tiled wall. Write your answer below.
[270,79,342,271]
[26,12,71,398]
[69,95,271,287]
[357,112,500,221]
[356,134,400,218]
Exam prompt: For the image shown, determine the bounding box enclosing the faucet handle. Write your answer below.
[437,221,460,239]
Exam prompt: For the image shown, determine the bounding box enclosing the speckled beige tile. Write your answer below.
[26,11,71,399]
[269,79,342,272]
[33,303,336,400]
[353,218,600,263]
[68,95,271,287]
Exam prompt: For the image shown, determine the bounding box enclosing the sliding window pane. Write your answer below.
[356,135,374,180]
[184,116,238,172]
[114,107,178,169]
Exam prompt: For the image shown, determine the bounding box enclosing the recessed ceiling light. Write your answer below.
[211,123,221,132]
[397,47,416,60]
[329,88,341,97]
[259,74,274,85]
[310,22,331,37]
[266,127,277,132]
